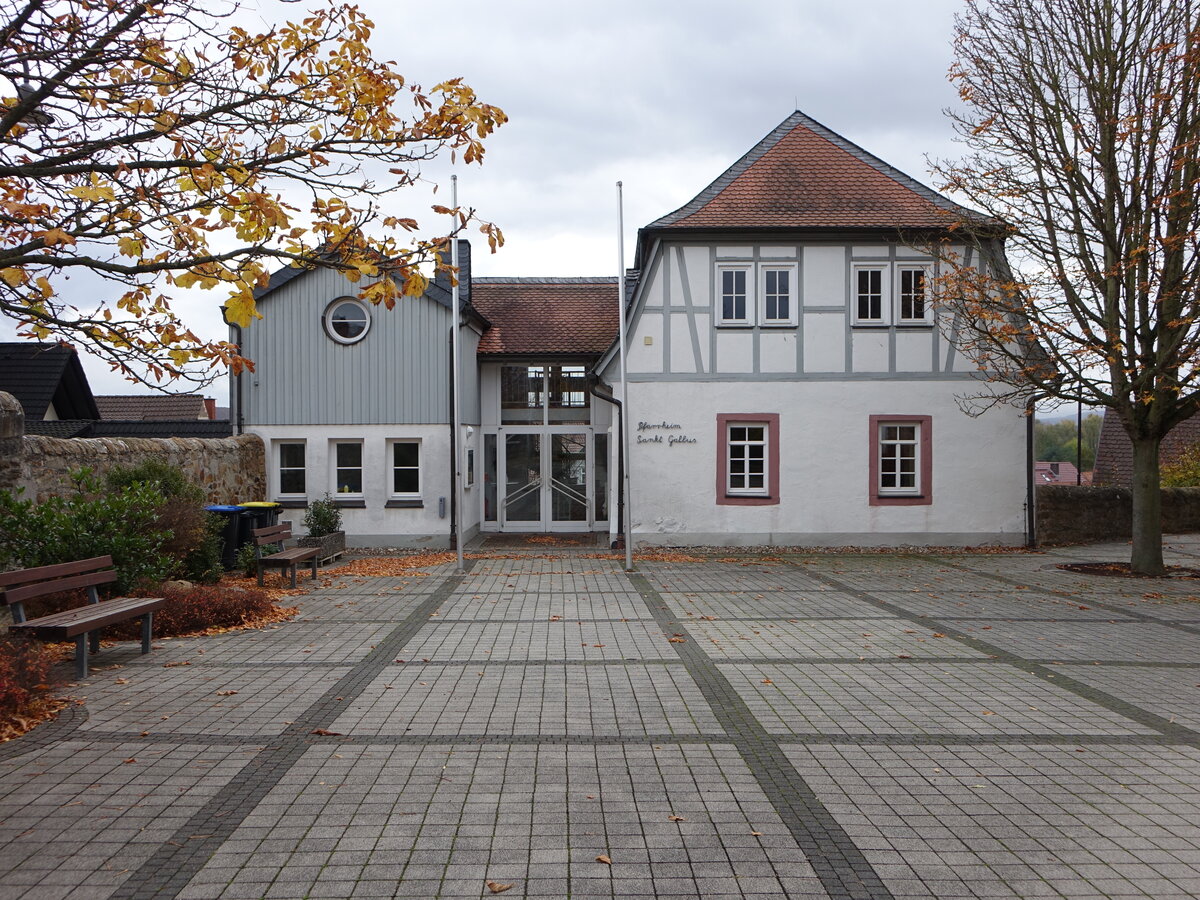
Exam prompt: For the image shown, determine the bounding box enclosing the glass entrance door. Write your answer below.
[497,430,595,531]
[503,433,542,527]
[550,433,588,526]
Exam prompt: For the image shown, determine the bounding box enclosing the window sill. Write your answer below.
[759,322,798,329]
[333,498,366,508]
[385,499,424,509]
[895,322,934,329]
[851,322,889,328]
[715,322,754,328]
[872,494,931,507]
[275,499,308,509]
[721,493,779,507]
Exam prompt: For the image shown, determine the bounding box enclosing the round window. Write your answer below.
[323,298,371,344]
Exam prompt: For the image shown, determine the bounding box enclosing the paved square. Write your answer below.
[2,538,1200,899]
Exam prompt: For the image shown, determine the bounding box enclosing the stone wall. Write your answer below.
[1037,484,1200,544]
[0,391,264,504]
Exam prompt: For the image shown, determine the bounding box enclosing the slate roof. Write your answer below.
[95,394,208,420]
[0,342,99,420]
[23,419,95,438]
[472,279,619,358]
[90,420,233,438]
[1093,410,1200,485]
[646,111,987,234]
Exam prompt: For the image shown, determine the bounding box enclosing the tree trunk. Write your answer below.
[1129,436,1164,575]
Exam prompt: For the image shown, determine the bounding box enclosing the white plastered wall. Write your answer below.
[620,379,1027,546]
[250,423,468,548]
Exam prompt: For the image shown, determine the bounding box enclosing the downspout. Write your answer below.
[1026,399,1036,548]
[220,305,244,435]
[588,376,624,549]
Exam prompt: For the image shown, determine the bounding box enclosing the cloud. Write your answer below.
[14,0,972,400]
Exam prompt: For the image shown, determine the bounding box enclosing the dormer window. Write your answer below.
[323,297,371,344]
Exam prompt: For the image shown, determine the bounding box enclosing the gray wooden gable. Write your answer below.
[238,252,481,427]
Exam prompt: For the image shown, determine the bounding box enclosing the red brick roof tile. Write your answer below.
[472,279,619,358]
[649,111,983,232]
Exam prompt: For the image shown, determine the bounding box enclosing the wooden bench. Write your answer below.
[253,524,320,588]
[0,556,166,679]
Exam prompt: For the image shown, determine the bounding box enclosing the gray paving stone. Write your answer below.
[5,543,1200,900]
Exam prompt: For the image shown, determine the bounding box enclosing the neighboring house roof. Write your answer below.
[1094,409,1200,485]
[95,394,209,420]
[472,278,619,358]
[23,419,95,438]
[0,342,99,420]
[1035,461,1081,484]
[645,110,988,235]
[90,420,233,438]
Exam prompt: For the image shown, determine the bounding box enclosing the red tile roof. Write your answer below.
[472,279,619,358]
[649,111,984,232]
[94,394,210,420]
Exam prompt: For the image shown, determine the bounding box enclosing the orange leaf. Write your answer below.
[485,882,514,894]
[596,855,612,865]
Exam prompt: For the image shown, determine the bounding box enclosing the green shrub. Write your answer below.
[0,470,173,592]
[0,636,60,722]
[105,459,215,579]
[105,457,204,503]
[235,542,259,578]
[183,513,225,584]
[302,493,342,537]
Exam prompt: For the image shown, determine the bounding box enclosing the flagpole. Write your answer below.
[617,181,634,572]
[451,175,465,574]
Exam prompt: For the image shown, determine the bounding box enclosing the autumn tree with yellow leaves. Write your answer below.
[932,0,1200,574]
[0,0,505,384]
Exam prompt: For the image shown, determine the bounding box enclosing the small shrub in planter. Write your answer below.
[298,494,345,560]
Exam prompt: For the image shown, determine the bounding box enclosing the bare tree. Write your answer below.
[932,0,1200,574]
[0,0,505,386]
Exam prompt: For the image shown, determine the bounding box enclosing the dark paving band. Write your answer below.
[111,566,473,900]
[72,728,1190,749]
[909,554,1200,635]
[795,560,1200,744]
[627,571,897,900]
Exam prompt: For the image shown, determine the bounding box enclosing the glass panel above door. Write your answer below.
[501,366,545,424]
[547,366,590,424]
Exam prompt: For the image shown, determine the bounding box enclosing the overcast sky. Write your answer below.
[17,0,976,400]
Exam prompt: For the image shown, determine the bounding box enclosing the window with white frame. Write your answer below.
[390,441,420,496]
[726,423,768,495]
[760,265,797,326]
[276,441,306,497]
[718,265,752,325]
[897,266,930,323]
[853,262,933,326]
[878,423,920,494]
[854,265,886,324]
[332,441,364,495]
